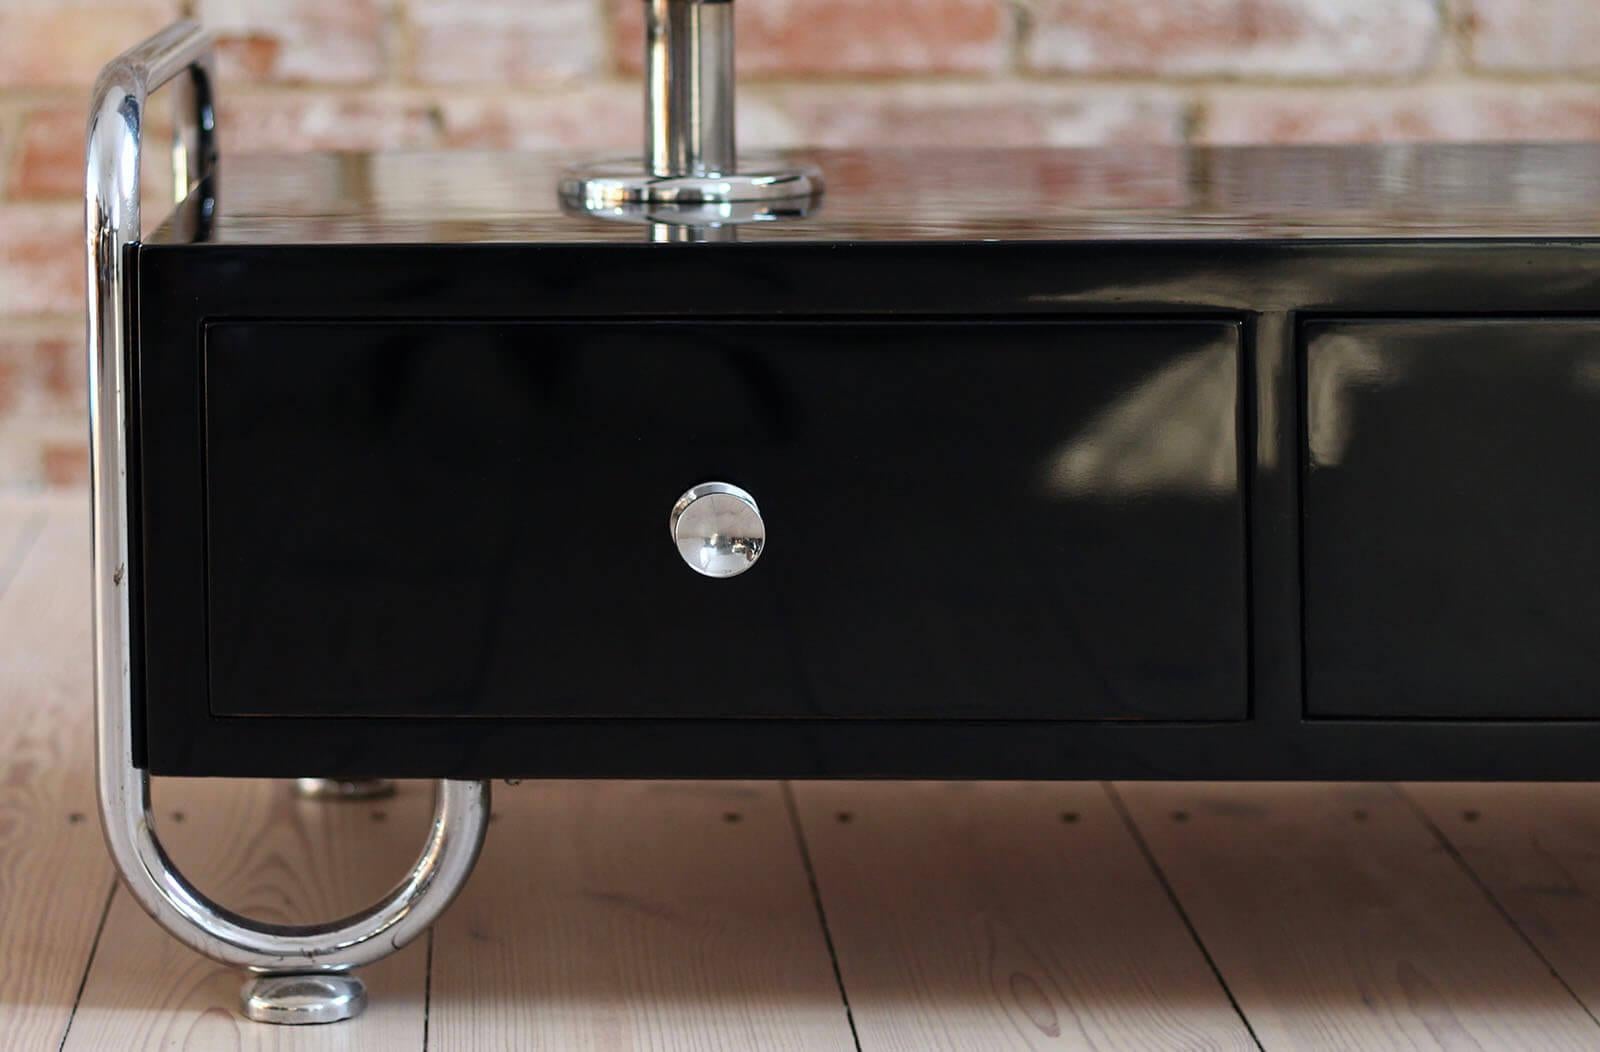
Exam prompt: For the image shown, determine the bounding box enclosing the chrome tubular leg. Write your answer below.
[88,23,492,1025]
[294,778,398,801]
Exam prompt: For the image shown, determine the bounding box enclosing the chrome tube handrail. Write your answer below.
[86,21,490,990]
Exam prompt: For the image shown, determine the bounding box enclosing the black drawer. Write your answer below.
[197,319,1246,722]
[1304,319,1600,719]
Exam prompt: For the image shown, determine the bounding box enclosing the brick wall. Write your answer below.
[2,0,1597,489]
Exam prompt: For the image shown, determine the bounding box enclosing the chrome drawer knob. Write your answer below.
[670,482,764,578]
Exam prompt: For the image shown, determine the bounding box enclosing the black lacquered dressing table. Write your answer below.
[87,7,1600,1026]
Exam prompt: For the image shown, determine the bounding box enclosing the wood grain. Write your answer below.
[791,781,1256,1051]
[428,780,853,1051]
[0,495,118,1051]
[62,776,433,1050]
[1405,782,1600,1023]
[1117,781,1600,1050]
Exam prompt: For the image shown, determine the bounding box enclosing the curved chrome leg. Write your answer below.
[294,778,397,801]
[88,23,492,1025]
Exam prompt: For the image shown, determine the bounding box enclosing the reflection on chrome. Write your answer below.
[1307,334,1397,468]
[1039,350,1235,498]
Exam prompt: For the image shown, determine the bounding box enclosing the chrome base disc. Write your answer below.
[560,158,822,222]
[294,778,396,801]
[241,973,366,1025]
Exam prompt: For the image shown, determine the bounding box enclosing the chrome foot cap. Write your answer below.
[294,777,396,801]
[241,973,367,1025]
[560,158,823,225]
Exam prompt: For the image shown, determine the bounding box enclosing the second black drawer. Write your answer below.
[1304,318,1600,719]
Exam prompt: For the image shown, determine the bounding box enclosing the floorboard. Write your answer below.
[0,495,116,1051]
[1117,781,1600,1050]
[427,780,854,1051]
[790,781,1257,1051]
[1405,782,1600,1026]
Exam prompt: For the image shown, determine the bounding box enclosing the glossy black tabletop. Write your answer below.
[149,143,1600,246]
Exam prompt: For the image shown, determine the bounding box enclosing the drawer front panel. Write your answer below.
[1304,319,1600,719]
[202,320,1245,721]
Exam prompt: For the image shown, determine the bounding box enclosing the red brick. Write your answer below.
[439,86,794,152]
[773,85,1187,149]
[439,87,642,151]
[11,107,80,200]
[41,438,89,488]
[0,331,83,416]
[1202,86,1600,144]
[0,357,15,416]
[196,0,385,84]
[612,0,1006,77]
[0,417,87,490]
[1027,0,1441,78]
[408,0,602,84]
[0,205,82,317]
[1463,1,1600,75]
[0,4,176,88]
[218,94,439,153]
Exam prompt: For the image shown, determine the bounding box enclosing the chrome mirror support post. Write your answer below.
[86,22,492,1026]
[560,0,821,222]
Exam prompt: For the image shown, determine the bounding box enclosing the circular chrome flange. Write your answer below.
[241,973,367,1025]
[294,777,396,801]
[670,482,765,578]
[560,158,822,225]
[562,158,822,205]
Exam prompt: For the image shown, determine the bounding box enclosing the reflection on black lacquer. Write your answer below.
[201,321,1246,724]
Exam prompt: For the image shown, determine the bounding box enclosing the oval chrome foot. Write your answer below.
[294,778,396,801]
[241,973,367,1025]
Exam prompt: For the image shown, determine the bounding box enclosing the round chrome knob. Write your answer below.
[669,482,765,578]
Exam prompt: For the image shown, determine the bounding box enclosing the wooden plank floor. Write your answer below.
[789,782,1256,1050]
[1117,782,1600,1050]
[5,492,1600,1050]
[0,494,116,1050]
